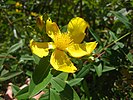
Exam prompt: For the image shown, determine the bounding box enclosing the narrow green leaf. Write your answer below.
[0,59,4,71]
[16,92,29,100]
[33,54,41,64]
[25,70,32,77]
[20,55,34,62]
[82,80,90,98]
[76,64,91,78]
[12,84,20,96]
[109,30,118,40]
[39,89,49,100]
[29,72,52,98]
[72,88,80,100]
[5,0,16,4]
[112,42,124,50]
[108,30,118,43]
[126,52,133,63]
[0,53,9,71]
[94,63,102,77]
[15,86,29,99]
[0,71,23,82]
[111,11,132,29]
[51,77,66,92]
[32,56,50,84]
[56,72,68,81]
[7,39,24,53]
[102,66,116,72]
[50,88,61,100]
[13,16,27,23]
[89,28,102,45]
[68,78,83,86]
[60,84,80,100]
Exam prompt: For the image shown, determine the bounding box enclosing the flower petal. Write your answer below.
[36,15,45,31]
[67,17,89,43]
[46,18,61,39]
[50,49,77,73]
[66,42,97,58]
[30,39,49,58]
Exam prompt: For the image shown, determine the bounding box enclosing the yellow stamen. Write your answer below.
[53,33,73,50]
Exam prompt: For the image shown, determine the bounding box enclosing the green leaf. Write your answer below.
[82,80,90,98]
[60,84,80,100]
[0,53,9,71]
[50,88,61,100]
[56,72,68,81]
[29,56,51,97]
[29,72,52,98]
[33,54,41,64]
[112,42,124,50]
[88,28,103,45]
[111,11,132,29]
[19,55,34,62]
[126,52,133,64]
[76,64,91,78]
[109,30,118,40]
[72,88,80,100]
[12,84,20,96]
[68,78,83,86]
[39,89,49,100]
[51,77,66,92]
[15,86,29,100]
[25,70,32,77]
[32,56,50,84]
[108,30,118,43]
[0,71,23,82]
[7,39,24,54]
[102,66,116,72]
[94,63,102,77]
[5,0,16,4]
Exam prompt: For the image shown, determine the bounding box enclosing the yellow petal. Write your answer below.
[30,39,49,58]
[66,42,97,58]
[31,12,38,17]
[67,17,89,43]
[50,49,77,73]
[46,18,61,39]
[36,15,45,31]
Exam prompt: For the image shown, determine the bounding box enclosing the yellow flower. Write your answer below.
[36,15,45,31]
[16,9,21,13]
[15,2,22,7]
[30,17,97,73]
[31,12,38,17]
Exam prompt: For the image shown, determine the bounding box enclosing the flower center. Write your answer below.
[53,33,73,50]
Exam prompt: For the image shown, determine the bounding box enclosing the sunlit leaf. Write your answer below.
[29,72,52,98]
[94,63,102,77]
[19,55,34,62]
[68,78,83,86]
[0,71,23,82]
[111,11,132,29]
[50,88,61,100]
[102,66,116,72]
[76,64,91,78]
[51,77,66,92]
[126,52,133,64]
[7,39,24,54]
[89,28,102,45]
[56,72,68,81]
[15,86,29,99]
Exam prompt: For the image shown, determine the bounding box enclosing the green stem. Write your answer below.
[100,32,131,52]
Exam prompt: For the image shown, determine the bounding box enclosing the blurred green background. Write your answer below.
[0,0,133,99]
